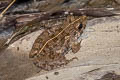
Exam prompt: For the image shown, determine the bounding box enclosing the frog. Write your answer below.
[29,15,87,71]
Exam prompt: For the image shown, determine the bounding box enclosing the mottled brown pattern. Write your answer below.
[29,15,87,71]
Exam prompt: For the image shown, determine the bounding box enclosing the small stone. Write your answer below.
[54,72,59,75]
[45,76,49,79]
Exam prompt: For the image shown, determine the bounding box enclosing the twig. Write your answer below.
[0,0,16,17]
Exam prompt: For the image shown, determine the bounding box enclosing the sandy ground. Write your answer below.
[0,16,120,80]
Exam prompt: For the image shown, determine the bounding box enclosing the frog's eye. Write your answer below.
[78,23,83,31]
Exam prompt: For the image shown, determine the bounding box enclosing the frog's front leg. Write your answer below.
[71,39,82,53]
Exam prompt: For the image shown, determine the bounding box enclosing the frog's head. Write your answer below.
[73,15,87,32]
